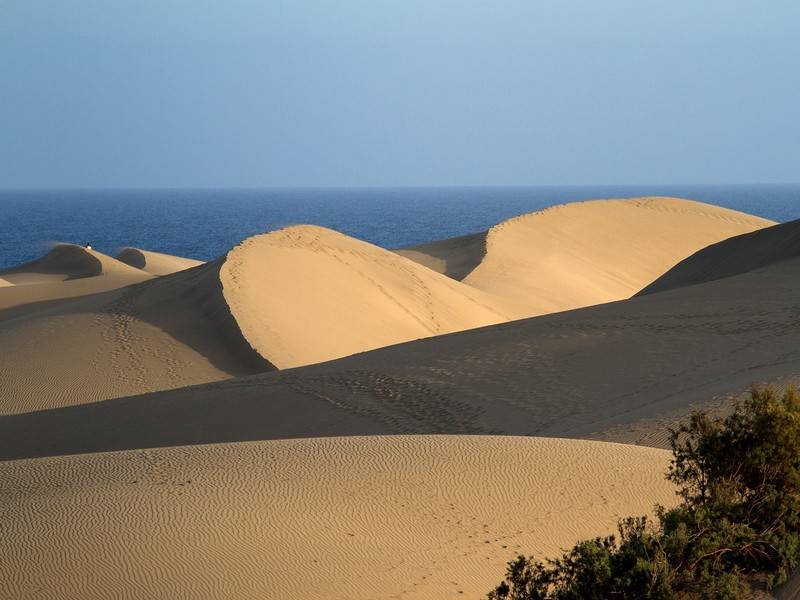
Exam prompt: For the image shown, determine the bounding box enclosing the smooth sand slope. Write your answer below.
[219,225,516,368]
[0,244,152,315]
[0,259,266,415]
[639,217,800,295]
[117,247,204,276]
[7,249,800,459]
[402,197,772,316]
[0,436,676,600]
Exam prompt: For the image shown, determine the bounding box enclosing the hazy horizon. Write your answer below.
[3,182,800,192]
[2,1,799,189]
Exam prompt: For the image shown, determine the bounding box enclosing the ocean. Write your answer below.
[1,184,799,269]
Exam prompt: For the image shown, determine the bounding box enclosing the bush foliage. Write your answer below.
[487,386,800,599]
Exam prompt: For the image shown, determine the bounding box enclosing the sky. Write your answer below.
[1,1,799,188]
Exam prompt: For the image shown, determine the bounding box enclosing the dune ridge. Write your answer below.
[0,244,153,316]
[1,244,103,283]
[0,436,675,600]
[0,258,268,414]
[6,250,800,459]
[212,198,774,368]
[219,225,516,369]
[1,198,796,600]
[116,247,204,276]
[638,218,800,295]
[460,197,774,315]
[0,243,147,284]
[0,198,778,418]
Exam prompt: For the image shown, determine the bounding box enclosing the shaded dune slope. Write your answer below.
[396,231,487,280]
[116,247,204,276]
[6,253,800,459]
[0,436,675,600]
[638,218,800,295]
[0,259,269,415]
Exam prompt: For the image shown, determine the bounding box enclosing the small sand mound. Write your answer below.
[117,247,204,276]
[0,245,153,315]
[638,218,800,296]
[1,243,104,283]
[0,436,676,600]
[220,225,515,369]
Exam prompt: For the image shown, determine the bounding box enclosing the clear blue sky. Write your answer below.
[1,1,798,188]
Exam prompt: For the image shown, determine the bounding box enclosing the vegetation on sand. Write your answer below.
[487,386,800,599]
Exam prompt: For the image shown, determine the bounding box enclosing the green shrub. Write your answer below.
[486,386,800,599]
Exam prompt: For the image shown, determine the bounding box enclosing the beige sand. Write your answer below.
[7,250,800,459]
[0,243,148,285]
[459,197,773,315]
[639,218,800,295]
[0,260,266,415]
[116,247,204,276]
[0,245,152,315]
[0,223,516,412]
[222,198,771,368]
[1,199,794,600]
[0,198,772,413]
[0,435,675,600]
[220,225,516,368]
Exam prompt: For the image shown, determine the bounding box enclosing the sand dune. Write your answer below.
[117,247,204,276]
[0,198,771,414]
[220,225,516,368]
[0,245,153,316]
[458,197,773,315]
[0,199,779,418]
[0,225,514,413]
[0,259,266,415]
[212,199,772,368]
[401,198,772,314]
[0,436,675,600]
[0,199,793,600]
[639,218,800,295]
[0,243,145,285]
[6,250,800,459]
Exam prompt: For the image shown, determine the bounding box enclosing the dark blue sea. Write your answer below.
[1,184,799,269]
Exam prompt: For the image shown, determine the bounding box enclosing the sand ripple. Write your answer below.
[0,436,674,600]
